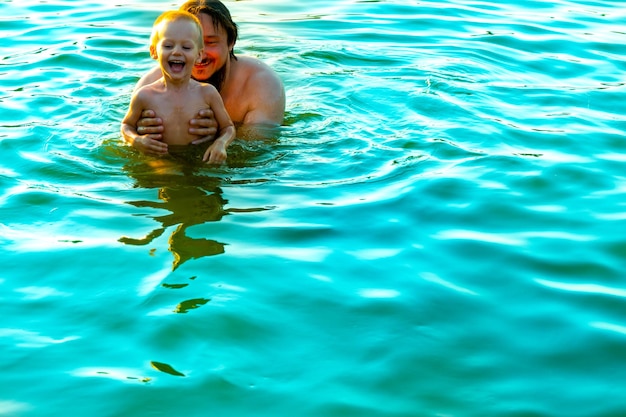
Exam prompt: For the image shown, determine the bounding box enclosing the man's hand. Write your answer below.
[136,109,164,138]
[190,108,218,145]
[133,110,167,156]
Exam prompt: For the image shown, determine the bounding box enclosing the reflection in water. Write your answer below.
[119,155,229,270]
[174,297,211,314]
[150,361,186,377]
[114,135,278,270]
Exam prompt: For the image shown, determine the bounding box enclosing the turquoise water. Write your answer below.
[2,0,626,415]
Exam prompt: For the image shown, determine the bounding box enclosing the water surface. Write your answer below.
[1,0,626,416]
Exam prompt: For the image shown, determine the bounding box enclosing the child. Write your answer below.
[121,10,235,164]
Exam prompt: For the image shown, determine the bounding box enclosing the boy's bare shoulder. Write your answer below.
[133,66,162,92]
[196,80,218,92]
[196,80,220,99]
[134,80,162,101]
[129,86,150,108]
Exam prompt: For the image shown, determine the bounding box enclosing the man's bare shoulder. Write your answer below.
[229,56,285,124]
[236,56,282,88]
[197,80,221,101]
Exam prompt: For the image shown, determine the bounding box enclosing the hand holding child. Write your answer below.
[190,108,218,144]
[132,110,168,156]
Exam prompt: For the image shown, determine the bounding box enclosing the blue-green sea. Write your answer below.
[1,0,625,415]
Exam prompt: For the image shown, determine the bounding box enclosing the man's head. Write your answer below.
[179,0,238,88]
[180,0,238,60]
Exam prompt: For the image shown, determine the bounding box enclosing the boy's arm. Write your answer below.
[129,68,165,141]
[202,86,236,164]
[120,90,168,157]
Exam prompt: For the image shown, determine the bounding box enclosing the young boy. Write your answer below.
[121,10,235,164]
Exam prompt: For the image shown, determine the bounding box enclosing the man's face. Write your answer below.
[191,13,232,82]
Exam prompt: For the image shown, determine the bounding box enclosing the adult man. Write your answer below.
[122,0,285,157]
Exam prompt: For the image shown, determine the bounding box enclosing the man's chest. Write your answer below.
[221,82,249,124]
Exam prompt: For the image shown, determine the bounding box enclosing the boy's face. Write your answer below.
[191,14,233,82]
[151,19,202,81]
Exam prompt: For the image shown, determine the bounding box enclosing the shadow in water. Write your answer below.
[119,155,231,270]
[106,135,280,270]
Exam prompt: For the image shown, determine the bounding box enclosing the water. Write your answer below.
[1,0,625,415]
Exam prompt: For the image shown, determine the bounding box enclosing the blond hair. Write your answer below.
[150,10,203,51]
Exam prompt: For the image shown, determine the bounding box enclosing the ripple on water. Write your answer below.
[2,0,626,416]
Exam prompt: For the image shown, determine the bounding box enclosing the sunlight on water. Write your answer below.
[420,272,478,296]
[536,278,626,298]
[357,288,401,299]
[591,322,626,336]
[2,0,626,416]
[0,401,32,416]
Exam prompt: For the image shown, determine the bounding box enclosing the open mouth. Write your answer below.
[194,59,211,68]
[169,60,185,72]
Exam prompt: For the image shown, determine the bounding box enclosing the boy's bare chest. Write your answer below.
[148,92,207,145]
[151,93,206,123]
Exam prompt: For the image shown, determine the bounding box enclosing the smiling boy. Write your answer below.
[121,10,235,164]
